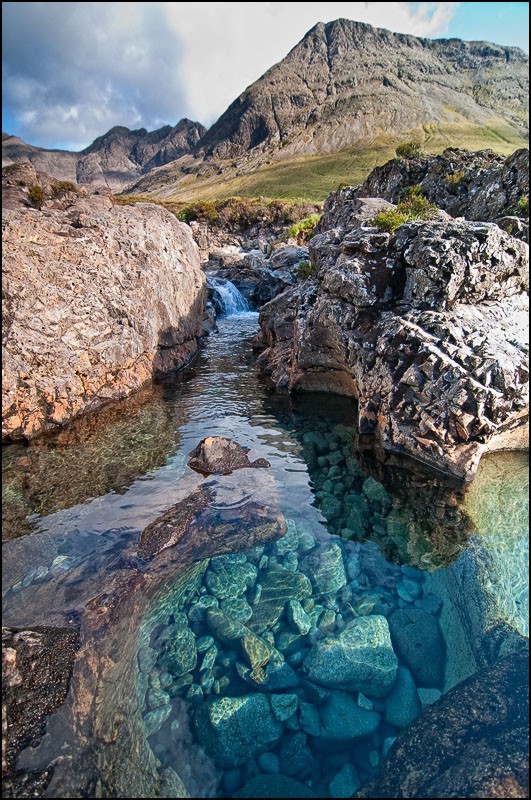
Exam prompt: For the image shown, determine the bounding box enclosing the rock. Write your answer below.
[383,666,422,728]
[286,599,311,635]
[206,609,276,680]
[257,752,280,773]
[143,704,172,738]
[319,690,381,741]
[355,643,529,799]
[163,613,197,678]
[302,615,398,696]
[329,763,361,797]
[138,487,213,561]
[220,598,253,623]
[249,565,312,634]
[2,120,206,191]
[417,687,442,707]
[300,701,321,736]
[300,542,347,597]
[389,608,445,687]
[233,774,316,798]
[2,175,206,442]
[205,559,258,600]
[278,731,313,779]
[270,693,299,722]
[188,436,270,474]
[257,192,529,481]
[194,694,282,768]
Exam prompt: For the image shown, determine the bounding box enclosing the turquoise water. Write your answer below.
[2,309,528,797]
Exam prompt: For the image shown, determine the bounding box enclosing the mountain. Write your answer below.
[1,119,206,190]
[126,18,528,200]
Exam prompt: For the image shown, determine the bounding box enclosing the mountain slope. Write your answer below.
[126,18,528,200]
[1,119,206,190]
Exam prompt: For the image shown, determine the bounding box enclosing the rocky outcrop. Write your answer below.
[256,195,529,480]
[2,118,206,190]
[355,641,529,799]
[126,19,528,198]
[2,164,207,442]
[188,436,271,474]
[351,147,529,239]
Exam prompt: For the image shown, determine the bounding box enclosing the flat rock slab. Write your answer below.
[188,436,270,474]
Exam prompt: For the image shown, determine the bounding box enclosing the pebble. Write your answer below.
[300,702,321,736]
[382,736,397,759]
[257,752,280,774]
[196,635,215,653]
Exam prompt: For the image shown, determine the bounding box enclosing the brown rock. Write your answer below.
[2,168,206,442]
[355,641,529,798]
[188,436,271,474]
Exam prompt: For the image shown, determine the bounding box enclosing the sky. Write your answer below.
[2,2,529,151]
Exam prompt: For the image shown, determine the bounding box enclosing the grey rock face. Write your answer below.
[257,177,529,480]
[128,19,528,197]
[2,119,206,190]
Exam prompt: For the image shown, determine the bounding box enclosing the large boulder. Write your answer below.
[301,615,398,696]
[193,694,282,768]
[355,641,529,799]
[257,193,529,480]
[2,167,207,441]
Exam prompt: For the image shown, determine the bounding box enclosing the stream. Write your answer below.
[2,284,529,798]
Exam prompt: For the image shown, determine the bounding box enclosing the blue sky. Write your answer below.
[2,2,529,151]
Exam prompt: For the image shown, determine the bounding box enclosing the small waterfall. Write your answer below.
[207,276,250,316]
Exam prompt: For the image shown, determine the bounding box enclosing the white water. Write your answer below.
[207,276,249,315]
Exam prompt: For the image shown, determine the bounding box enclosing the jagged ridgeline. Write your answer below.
[3,19,528,201]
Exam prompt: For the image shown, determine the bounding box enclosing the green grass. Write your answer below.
[124,122,528,205]
[370,185,439,232]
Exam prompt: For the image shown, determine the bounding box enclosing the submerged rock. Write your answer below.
[188,436,270,474]
[302,615,398,696]
[319,690,381,741]
[388,607,445,687]
[233,774,316,798]
[194,694,282,768]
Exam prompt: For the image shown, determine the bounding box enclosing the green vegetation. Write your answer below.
[297,260,318,279]
[517,195,529,216]
[51,180,78,197]
[395,141,425,159]
[27,184,45,209]
[370,185,438,233]
[286,213,321,242]
[446,170,465,185]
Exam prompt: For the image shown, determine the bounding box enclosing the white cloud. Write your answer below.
[3,2,459,149]
[167,2,460,125]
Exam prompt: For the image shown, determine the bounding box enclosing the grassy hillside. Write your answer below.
[126,121,528,205]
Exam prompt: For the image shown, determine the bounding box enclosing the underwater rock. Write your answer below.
[233,774,316,798]
[205,559,257,600]
[257,752,280,773]
[302,615,398,696]
[220,597,253,623]
[162,613,197,677]
[278,731,314,779]
[383,666,422,728]
[249,565,312,634]
[143,703,172,738]
[329,762,361,797]
[138,486,213,560]
[188,436,270,474]
[319,690,381,741]
[389,607,445,687]
[287,598,311,635]
[194,694,282,768]
[270,693,299,722]
[300,542,347,597]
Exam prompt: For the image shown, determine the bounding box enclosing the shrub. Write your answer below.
[27,184,45,209]
[395,141,425,159]
[51,180,78,197]
[446,170,465,185]
[286,213,321,242]
[297,260,317,279]
[517,195,529,216]
[369,186,438,233]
